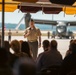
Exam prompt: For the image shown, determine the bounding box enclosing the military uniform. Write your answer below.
[24,27,41,60]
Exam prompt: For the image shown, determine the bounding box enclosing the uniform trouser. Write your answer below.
[8,35,11,42]
[28,41,38,60]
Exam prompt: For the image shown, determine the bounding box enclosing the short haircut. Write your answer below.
[43,40,49,48]
[70,40,76,53]
[50,40,57,49]
[30,18,34,22]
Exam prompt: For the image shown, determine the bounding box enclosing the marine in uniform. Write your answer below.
[24,19,41,60]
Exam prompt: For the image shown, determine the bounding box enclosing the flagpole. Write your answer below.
[1,0,5,47]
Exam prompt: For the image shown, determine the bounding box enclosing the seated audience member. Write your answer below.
[36,40,62,72]
[10,40,21,55]
[4,41,18,68]
[65,39,73,57]
[60,39,76,75]
[10,40,28,67]
[36,40,50,64]
[10,40,28,57]
[13,57,36,75]
[0,47,13,75]
[21,41,32,58]
[42,40,50,52]
[4,41,10,51]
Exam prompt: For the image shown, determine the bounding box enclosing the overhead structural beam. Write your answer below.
[12,0,38,2]
[18,2,62,14]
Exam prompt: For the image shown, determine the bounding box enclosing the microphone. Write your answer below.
[29,27,31,30]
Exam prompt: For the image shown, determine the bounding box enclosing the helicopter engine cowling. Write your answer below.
[56,25,66,34]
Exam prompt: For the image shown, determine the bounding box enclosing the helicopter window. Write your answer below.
[56,25,66,33]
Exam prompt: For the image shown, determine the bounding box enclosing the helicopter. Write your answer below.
[51,22,74,39]
[33,19,75,39]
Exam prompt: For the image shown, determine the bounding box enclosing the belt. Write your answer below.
[28,40,37,42]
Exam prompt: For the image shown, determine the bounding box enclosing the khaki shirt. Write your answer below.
[24,27,41,42]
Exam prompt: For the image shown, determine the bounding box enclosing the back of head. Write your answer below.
[43,40,50,51]
[70,39,73,44]
[10,40,20,53]
[70,40,76,53]
[21,41,30,52]
[50,40,57,49]
[21,41,31,57]
[4,41,10,51]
